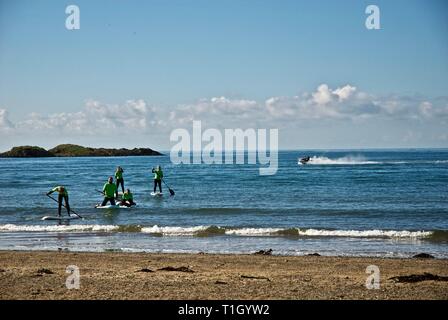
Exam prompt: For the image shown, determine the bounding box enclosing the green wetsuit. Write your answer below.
[115,168,124,194]
[121,191,135,207]
[49,186,68,196]
[48,186,70,216]
[123,192,133,201]
[152,168,163,193]
[103,182,117,198]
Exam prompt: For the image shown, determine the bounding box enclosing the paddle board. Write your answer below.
[42,214,80,221]
[150,192,163,197]
[95,204,136,209]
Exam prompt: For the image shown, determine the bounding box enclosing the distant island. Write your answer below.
[0,144,163,158]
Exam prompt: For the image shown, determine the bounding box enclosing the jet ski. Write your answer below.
[299,156,311,165]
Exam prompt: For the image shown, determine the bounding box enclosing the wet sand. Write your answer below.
[0,250,447,300]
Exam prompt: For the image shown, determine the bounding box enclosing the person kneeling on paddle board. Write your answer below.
[121,189,136,207]
[115,166,124,198]
[47,186,70,217]
[152,166,163,194]
[101,177,117,206]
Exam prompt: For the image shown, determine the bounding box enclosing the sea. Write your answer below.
[0,150,447,258]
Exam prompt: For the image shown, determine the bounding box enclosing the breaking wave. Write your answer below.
[0,224,119,233]
[224,227,432,238]
[141,225,212,236]
[1,224,444,241]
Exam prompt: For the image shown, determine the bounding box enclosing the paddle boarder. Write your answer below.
[101,177,117,206]
[46,186,70,217]
[121,189,136,207]
[152,166,163,194]
[115,166,125,198]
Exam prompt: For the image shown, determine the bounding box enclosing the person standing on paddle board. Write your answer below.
[121,189,136,207]
[101,177,117,206]
[115,166,124,198]
[46,186,70,217]
[152,166,163,193]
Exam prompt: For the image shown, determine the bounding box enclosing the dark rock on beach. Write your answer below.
[137,268,154,273]
[241,275,271,281]
[254,249,273,255]
[36,268,54,275]
[157,266,195,273]
[0,144,162,158]
[389,273,448,283]
[412,253,435,259]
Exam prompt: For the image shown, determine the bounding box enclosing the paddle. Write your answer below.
[162,179,175,196]
[46,194,83,219]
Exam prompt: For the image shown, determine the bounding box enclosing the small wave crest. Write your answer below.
[297,229,432,238]
[224,228,431,238]
[141,225,213,236]
[0,224,441,240]
[0,224,119,232]
[225,227,284,236]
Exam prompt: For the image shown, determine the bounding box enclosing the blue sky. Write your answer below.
[0,0,447,150]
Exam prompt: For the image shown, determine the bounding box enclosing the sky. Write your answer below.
[0,0,447,151]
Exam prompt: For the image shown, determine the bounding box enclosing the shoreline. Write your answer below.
[1,247,447,260]
[1,250,447,300]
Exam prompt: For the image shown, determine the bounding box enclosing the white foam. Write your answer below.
[299,155,379,165]
[298,228,432,238]
[141,225,209,236]
[225,227,283,236]
[0,224,433,239]
[0,224,119,232]
[225,227,431,238]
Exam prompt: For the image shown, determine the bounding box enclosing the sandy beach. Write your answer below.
[0,250,447,300]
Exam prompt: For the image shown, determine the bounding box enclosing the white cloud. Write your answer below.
[1,84,447,140]
[312,84,334,105]
[263,85,448,122]
[0,108,13,130]
[333,85,357,101]
[419,101,432,117]
[10,99,165,135]
[171,97,260,126]
[181,97,258,115]
[307,84,356,106]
